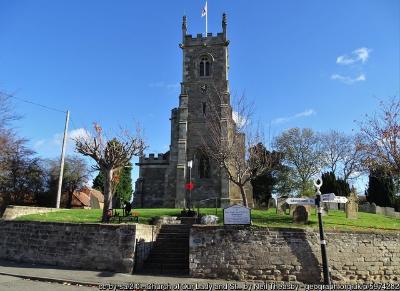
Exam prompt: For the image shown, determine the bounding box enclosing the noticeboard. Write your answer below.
[223,204,251,225]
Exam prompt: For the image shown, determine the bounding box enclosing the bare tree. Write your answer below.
[74,123,146,222]
[0,92,20,132]
[0,92,21,174]
[357,97,400,176]
[0,137,46,207]
[320,130,364,181]
[46,156,89,208]
[202,90,270,207]
[274,128,323,196]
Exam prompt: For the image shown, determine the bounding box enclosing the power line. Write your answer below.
[7,94,66,114]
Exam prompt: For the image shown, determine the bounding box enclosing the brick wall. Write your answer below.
[190,226,400,283]
[0,221,156,273]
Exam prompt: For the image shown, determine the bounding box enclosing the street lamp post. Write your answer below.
[188,160,193,210]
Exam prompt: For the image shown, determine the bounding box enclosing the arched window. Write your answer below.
[198,153,210,178]
[199,56,211,77]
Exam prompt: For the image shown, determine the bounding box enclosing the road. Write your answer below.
[0,274,96,291]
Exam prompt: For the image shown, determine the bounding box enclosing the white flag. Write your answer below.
[201,1,207,17]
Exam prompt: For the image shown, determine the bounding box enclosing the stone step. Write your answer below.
[140,224,190,275]
[147,251,188,258]
[142,262,189,273]
[158,228,191,234]
[153,240,188,247]
[156,233,189,239]
[150,250,188,256]
[154,237,188,242]
[146,256,188,264]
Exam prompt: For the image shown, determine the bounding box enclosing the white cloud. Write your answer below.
[68,128,90,141]
[354,48,370,63]
[294,109,315,118]
[51,128,90,147]
[336,47,371,65]
[166,83,180,89]
[33,139,46,149]
[331,73,366,84]
[232,111,247,127]
[272,109,316,125]
[149,81,180,89]
[31,128,91,158]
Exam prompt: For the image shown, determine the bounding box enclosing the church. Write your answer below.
[134,14,254,208]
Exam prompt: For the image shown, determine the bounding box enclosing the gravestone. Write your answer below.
[321,203,329,216]
[293,205,308,224]
[201,215,219,225]
[224,204,251,225]
[268,198,276,209]
[289,198,314,216]
[276,197,289,215]
[346,191,358,219]
[90,195,100,209]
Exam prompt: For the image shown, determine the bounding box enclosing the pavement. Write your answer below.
[0,260,327,291]
[0,259,244,289]
[0,274,95,291]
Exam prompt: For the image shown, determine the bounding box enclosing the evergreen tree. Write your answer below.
[250,144,285,207]
[251,172,275,208]
[367,167,395,207]
[92,162,133,204]
[320,171,351,197]
[114,162,133,203]
[92,171,104,192]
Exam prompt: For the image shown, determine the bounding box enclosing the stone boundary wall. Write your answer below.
[1,205,63,220]
[190,226,400,283]
[0,221,156,273]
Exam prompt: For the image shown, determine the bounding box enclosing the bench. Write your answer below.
[107,210,140,223]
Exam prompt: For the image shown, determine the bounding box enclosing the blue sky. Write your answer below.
[0,0,399,189]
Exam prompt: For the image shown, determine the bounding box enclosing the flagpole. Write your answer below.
[206,1,208,35]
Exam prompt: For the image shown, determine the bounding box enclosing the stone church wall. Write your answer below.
[190,226,400,283]
[134,153,169,208]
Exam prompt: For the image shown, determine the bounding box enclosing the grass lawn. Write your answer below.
[15,207,400,232]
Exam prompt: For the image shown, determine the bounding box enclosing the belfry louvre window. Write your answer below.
[199,153,210,178]
[200,56,210,76]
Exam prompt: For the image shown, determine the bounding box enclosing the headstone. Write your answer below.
[90,195,100,209]
[224,204,251,225]
[290,203,313,216]
[321,203,329,216]
[346,192,358,219]
[268,198,276,209]
[293,205,308,224]
[201,215,219,225]
[277,197,289,215]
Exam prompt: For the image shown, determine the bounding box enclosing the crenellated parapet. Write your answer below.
[182,33,228,48]
[136,152,170,166]
[180,14,229,49]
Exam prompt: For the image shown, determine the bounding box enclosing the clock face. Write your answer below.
[200,83,208,94]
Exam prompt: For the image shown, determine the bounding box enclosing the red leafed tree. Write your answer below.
[74,123,146,222]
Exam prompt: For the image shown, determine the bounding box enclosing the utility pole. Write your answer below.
[56,110,70,208]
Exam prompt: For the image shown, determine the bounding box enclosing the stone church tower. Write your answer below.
[134,14,253,208]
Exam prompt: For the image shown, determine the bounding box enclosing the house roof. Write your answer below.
[80,186,104,203]
[72,191,90,207]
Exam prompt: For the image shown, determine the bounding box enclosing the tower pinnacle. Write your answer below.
[222,13,227,38]
[182,15,187,41]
